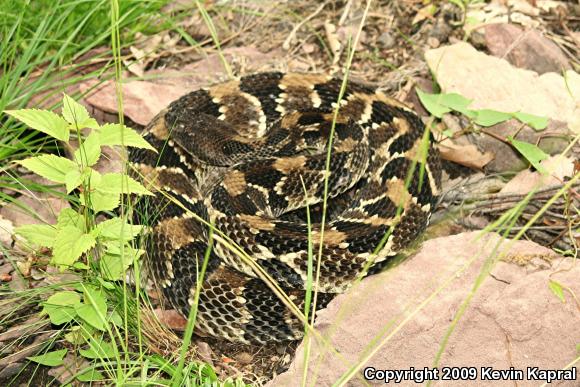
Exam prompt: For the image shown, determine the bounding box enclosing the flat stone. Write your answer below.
[484,23,571,74]
[269,232,580,386]
[425,42,579,128]
[425,42,579,172]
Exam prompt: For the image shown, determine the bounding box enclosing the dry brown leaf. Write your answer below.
[438,141,495,170]
[196,341,215,367]
[466,0,541,31]
[412,3,436,25]
[16,260,31,277]
[123,46,146,78]
[536,1,567,12]
[302,43,316,54]
[336,24,367,51]
[153,308,187,331]
[0,216,14,247]
[0,273,11,282]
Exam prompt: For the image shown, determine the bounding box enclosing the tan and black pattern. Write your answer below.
[130,72,442,344]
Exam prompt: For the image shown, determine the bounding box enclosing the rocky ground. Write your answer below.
[1,0,579,385]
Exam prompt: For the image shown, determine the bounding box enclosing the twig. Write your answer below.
[338,0,354,26]
[282,2,328,50]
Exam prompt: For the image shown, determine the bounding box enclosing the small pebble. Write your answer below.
[427,37,440,48]
[430,21,452,42]
[302,43,316,54]
[449,36,461,44]
[377,31,395,49]
[469,30,486,49]
[0,273,12,282]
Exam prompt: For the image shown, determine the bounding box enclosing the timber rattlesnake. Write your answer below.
[130,72,441,343]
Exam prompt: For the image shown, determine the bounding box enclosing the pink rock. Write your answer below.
[270,232,579,386]
[484,24,571,74]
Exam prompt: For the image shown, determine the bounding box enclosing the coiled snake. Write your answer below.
[130,72,441,343]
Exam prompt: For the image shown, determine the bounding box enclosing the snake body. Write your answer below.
[130,72,441,343]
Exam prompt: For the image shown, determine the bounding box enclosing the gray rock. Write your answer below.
[377,32,395,49]
[484,23,571,74]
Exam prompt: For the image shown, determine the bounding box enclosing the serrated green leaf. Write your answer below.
[508,137,549,175]
[548,280,566,303]
[62,94,89,124]
[15,224,57,247]
[96,173,153,196]
[100,242,143,280]
[62,94,99,129]
[81,190,120,213]
[18,155,77,184]
[52,226,96,267]
[42,291,81,324]
[96,217,144,241]
[100,252,136,281]
[84,168,102,189]
[75,288,107,331]
[416,89,451,118]
[80,339,115,359]
[513,112,548,130]
[98,123,156,151]
[76,368,104,382]
[104,242,144,257]
[473,109,513,126]
[74,132,101,167]
[27,349,67,367]
[64,169,82,193]
[5,109,69,142]
[57,208,85,232]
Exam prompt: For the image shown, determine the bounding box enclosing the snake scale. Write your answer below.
[129,72,442,344]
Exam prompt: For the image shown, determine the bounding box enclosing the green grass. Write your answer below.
[0,0,170,165]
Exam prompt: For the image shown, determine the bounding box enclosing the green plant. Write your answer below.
[7,95,153,272]
[3,95,240,385]
[3,94,152,381]
[416,90,548,130]
[416,89,552,173]
[0,0,171,170]
[447,0,485,26]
